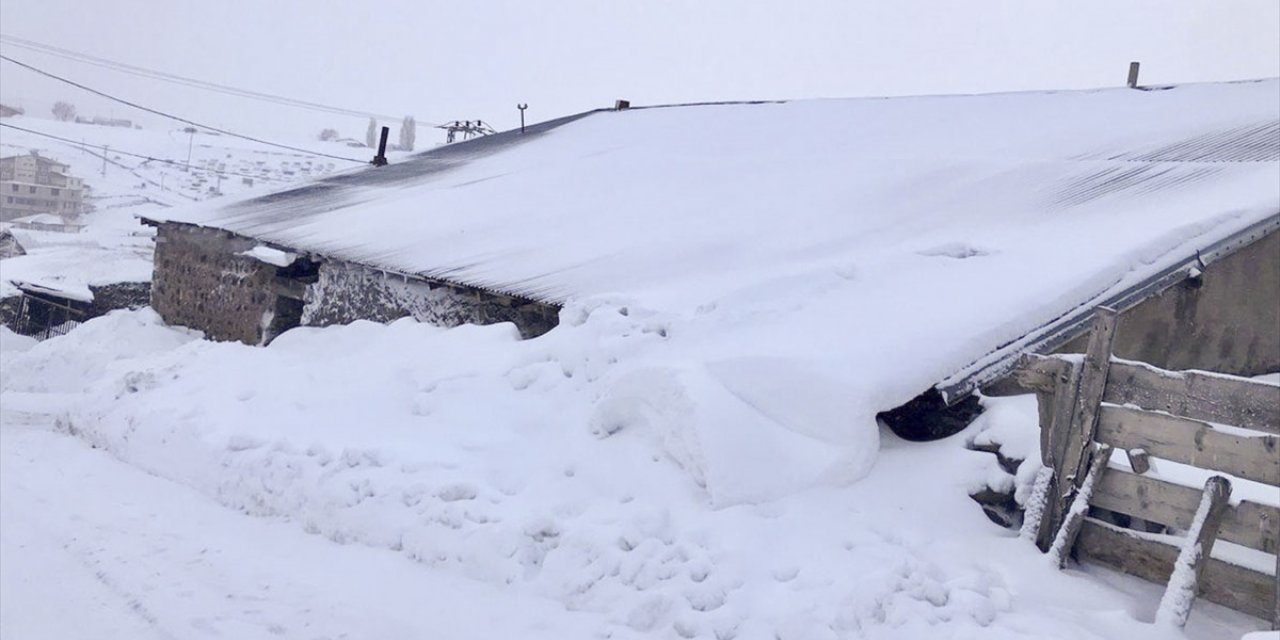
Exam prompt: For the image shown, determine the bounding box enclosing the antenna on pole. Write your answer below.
[517,104,528,134]
[436,120,497,143]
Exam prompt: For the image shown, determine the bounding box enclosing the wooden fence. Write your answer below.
[1013,307,1280,627]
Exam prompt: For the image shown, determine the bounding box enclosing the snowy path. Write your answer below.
[0,399,607,640]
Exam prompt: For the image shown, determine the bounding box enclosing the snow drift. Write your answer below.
[8,309,1263,638]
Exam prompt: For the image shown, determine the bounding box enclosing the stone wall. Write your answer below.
[151,224,558,343]
[302,260,559,338]
[86,282,152,317]
[1057,228,1280,377]
[151,223,308,345]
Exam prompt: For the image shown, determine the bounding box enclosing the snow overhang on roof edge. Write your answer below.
[934,213,1280,404]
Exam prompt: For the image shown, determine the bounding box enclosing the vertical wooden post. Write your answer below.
[1036,307,1120,551]
[1273,550,1279,630]
[16,295,28,335]
[1127,61,1141,89]
[1050,443,1113,567]
[1156,476,1232,627]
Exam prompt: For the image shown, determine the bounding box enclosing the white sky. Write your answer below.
[1,0,1277,145]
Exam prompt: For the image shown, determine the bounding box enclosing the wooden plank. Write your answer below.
[1066,308,1120,478]
[1096,405,1280,486]
[1077,518,1276,621]
[1050,444,1113,568]
[1092,469,1280,554]
[1037,308,1118,551]
[985,353,1070,396]
[1036,360,1083,551]
[1042,361,1082,469]
[1104,361,1280,435]
[1155,476,1231,627]
[998,355,1280,435]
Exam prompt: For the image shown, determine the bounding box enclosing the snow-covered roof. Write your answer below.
[10,213,73,226]
[153,79,1280,412]
[10,279,94,303]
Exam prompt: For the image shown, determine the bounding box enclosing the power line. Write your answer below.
[0,34,437,127]
[0,121,296,182]
[0,54,367,164]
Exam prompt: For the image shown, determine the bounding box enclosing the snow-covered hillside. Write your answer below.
[0,115,368,298]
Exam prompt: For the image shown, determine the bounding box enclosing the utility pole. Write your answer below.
[517,104,528,134]
[184,126,197,171]
[101,145,107,177]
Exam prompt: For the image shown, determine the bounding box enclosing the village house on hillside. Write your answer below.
[142,80,1279,432]
[0,151,85,222]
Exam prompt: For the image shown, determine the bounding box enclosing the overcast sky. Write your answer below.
[1,0,1277,145]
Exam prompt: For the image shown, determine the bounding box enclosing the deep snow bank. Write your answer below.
[22,306,878,507]
[5,309,1266,639]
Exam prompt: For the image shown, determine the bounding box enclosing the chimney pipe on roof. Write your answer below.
[372,126,390,166]
[1127,61,1141,89]
[614,99,631,110]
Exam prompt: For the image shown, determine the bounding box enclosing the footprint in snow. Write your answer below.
[436,483,478,502]
[917,242,993,259]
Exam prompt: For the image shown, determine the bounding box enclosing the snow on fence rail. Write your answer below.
[1013,307,1280,628]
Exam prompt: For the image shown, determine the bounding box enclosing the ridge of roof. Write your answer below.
[613,76,1280,113]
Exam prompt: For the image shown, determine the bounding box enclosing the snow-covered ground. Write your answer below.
[1,311,1270,639]
[1,115,353,204]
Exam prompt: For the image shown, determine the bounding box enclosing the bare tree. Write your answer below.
[318,128,339,141]
[398,116,416,151]
[365,118,378,148]
[51,101,77,122]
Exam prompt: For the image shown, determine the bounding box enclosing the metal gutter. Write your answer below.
[935,212,1280,404]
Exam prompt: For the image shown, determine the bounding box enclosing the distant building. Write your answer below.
[7,212,86,233]
[74,115,135,128]
[0,151,86,221]
[0,104,23,118]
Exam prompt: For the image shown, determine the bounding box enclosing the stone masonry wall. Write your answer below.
[86,282,152,317]
[151,223,299,345]
[302,260,559,338]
